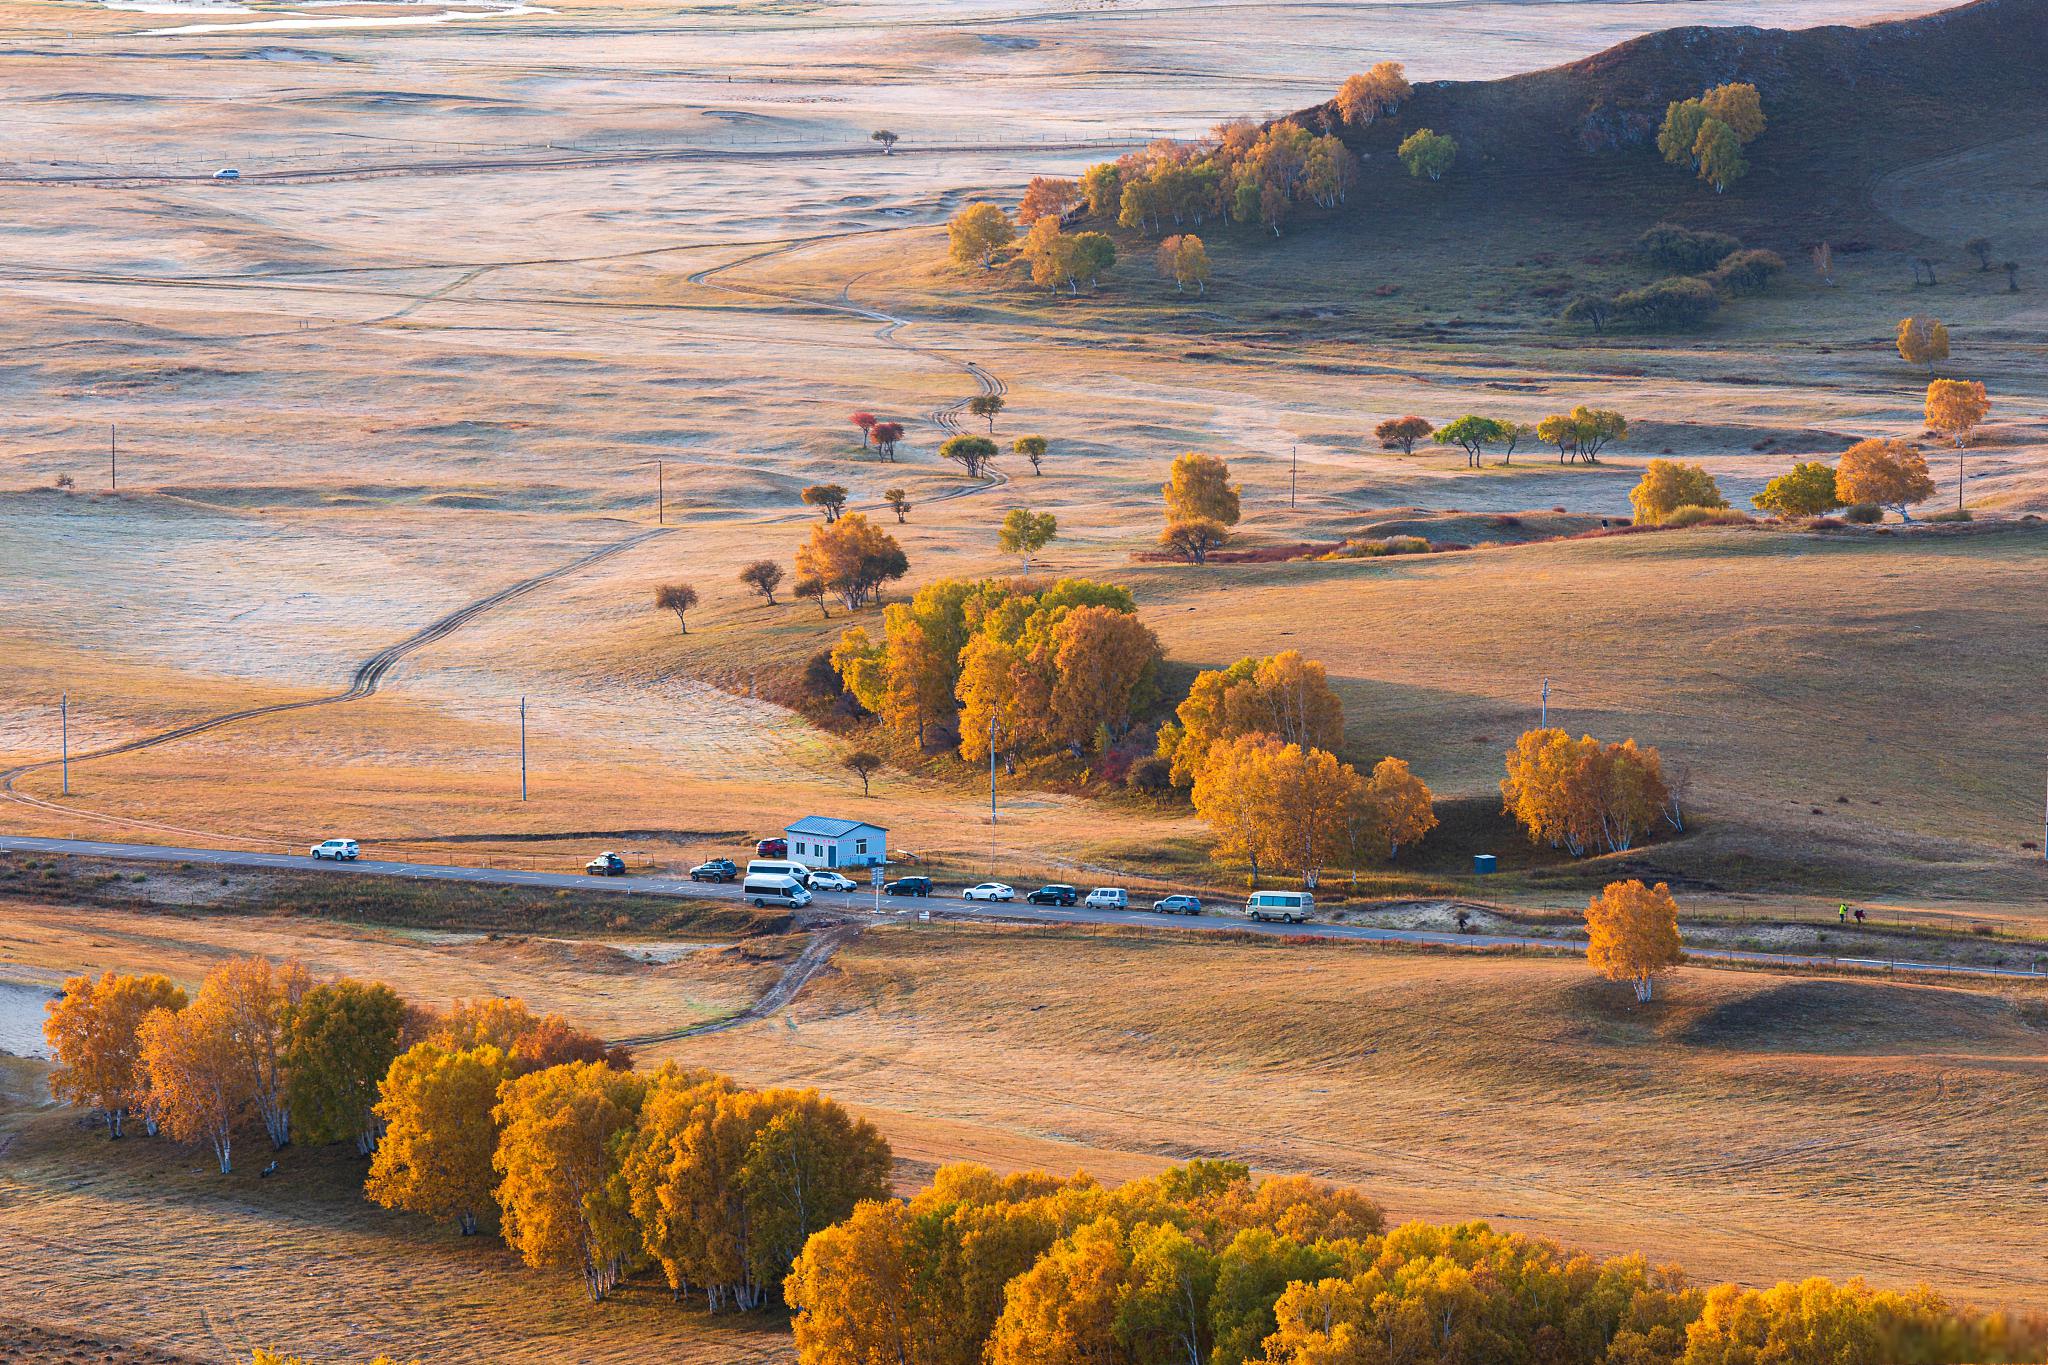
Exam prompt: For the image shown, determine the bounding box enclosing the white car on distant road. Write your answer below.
[807,870,857,892]
[1083,887,1128,910]
[962,881,1015,902]
[213,168,241,181]
[309,838,359,861]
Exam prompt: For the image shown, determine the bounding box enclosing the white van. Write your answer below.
[743,873,813,909]
[1246,891,1313,923]
[1082,887,1128,910]
[747,858,814,887]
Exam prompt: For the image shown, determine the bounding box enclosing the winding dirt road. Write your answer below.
[2,235,1010,839]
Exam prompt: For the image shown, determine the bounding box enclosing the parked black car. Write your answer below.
[884,875,934,897]
[1026,884,1078,906]
[585,852,627,877]
[690,858,738,883]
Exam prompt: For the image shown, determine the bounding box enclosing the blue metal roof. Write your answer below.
[785,816,886,838]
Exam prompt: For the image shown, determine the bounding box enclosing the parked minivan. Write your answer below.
[743,873,813,909]
[1082,887,1128,910]
[1245,891,1313,923]
[747,858,814,887]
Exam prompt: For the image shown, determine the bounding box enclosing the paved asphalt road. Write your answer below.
[1,834,2036,981]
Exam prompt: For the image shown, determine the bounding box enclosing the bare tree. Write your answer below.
[739,560,784,604]
[843,750,883,796]
[654,583,699,634]
[1964,236,1993,271]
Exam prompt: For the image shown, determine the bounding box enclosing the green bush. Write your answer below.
[1843,503,1884,524]
[1613,276,1721,329]
[1636,223,1741,272]
[1925,507,1974,522]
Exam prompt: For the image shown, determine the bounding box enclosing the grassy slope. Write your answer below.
[664,921,2048,1309]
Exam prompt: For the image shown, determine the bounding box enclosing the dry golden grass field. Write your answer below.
[4,0,2048,1356]
[4,901,2047,1361]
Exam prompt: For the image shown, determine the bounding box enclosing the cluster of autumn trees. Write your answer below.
[44,962,889,1314]
[1656,82,1766,193]
[830,575,1162,761]
[1154,650,1437,884]
[794,511,910,611]
[1501,728,1678,857]
[785,1154,2043,1365]
[1373,407,1627,466]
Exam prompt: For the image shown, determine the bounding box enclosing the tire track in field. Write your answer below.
[0,527,673,841]
[613,923,862,1047]
[2,235,1011,842]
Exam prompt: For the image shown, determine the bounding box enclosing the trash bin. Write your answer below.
[1473,854,1498,875]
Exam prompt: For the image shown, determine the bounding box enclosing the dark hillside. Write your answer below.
[1288,0,2046,247]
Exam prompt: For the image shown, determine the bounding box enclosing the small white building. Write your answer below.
[784,816,888,870]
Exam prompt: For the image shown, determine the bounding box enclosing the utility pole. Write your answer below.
[988,716,998,827]
[1541,677,1550,728]
[1290,444,1298,510]
[60,694,69,796]
[519,697,528,801]
[657,459,665,526]
[109,425,117,492]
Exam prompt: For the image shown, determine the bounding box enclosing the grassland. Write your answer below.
[3,0,2048,1354]
[5,902,2046,1362]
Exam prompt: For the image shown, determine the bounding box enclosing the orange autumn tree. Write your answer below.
[1585,879,1684,1002]
[1352,756,1438,861]
[1836,437,1936,521]
[194,955,311,1150]
[1501,729,1670,856]
[1191,734,1370,885]
[1924,378,1990,448]
[1158,649,1345,786]
[493,1060,650,1303]
[43,970,187,1138]
[366,1041,517,1235]
[137,990,250,1174]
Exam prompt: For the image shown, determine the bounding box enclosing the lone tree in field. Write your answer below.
[739,559,784,605]
[1586,880,1684,1002]
[870,421,904,462]
[948,203,1014,269]
[882,487,911,522]
[1336,61,1410,126]
[1896,317,1950,374]
[1375,416,1432,455]
[1925,378,1990,448]
[1628,459,1726,524]
[969,394,1005,434]
[43,970,188,1138]
[843,749,883,796]
[1160,517,1229,564]
[801,483,849,522]
[1835,437,1935,522]
[871,130,899,155]
[1163,452,1241,525]
[851,411,877,449]
[654,582,699,634]
[1965,235,1993,271]
[1397,129,1457,181]
[1013,434,1048,474]
[998,508,1058,568]
[1433,415,1507,469]
[940,434,999,478]
[1752,462,1844,519]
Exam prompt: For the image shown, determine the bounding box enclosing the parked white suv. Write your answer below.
[807,870,857,892]
[1082,887,1127,910]
[310,838,359,861]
